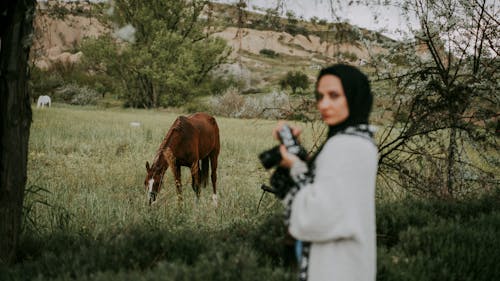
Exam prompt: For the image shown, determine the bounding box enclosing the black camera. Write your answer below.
[259,125,307,198]
[259,125,307,169]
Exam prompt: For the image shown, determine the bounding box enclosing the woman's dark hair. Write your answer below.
[315,64,373,137]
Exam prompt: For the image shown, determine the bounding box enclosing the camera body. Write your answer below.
[259,125,307,169]
[259,125,307,198]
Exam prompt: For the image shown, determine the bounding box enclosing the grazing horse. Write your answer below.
[37,95,51,108]
[144,112,220,206]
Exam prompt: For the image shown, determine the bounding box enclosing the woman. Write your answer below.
[274,64,378,281]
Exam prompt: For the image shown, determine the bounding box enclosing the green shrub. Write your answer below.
[338,51,358,62]
[377,191,500,281]
[318,19,328,25]
[279,71,310,95]
[29,68,64,101]
[210,90,290,119]
[2,214,292,281]
[183,99,211,114]
[283,24,309,37]
[54,84,100,105]
[259,49,279,58]
[378,213,500,281]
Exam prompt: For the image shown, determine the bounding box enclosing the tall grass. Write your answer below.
[26,105,286,236]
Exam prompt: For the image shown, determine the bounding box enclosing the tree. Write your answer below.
[279,71,310,95]
[372,0,499,198]
[284,0,498,198]
[286,10,298,25]
[262,8,282,30]
[0,0,36,265]
[81,0,230,108]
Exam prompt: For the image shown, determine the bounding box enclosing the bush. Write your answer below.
[209,88,245,118]
[377,191,500,281]
[210,89,290,119]
[279,71,310,95]
[283,24,309,37]
[338,51,358,62]
[8,191,499,281]
[184,99,211,114]
[259,49,279,58]
[29,68,64,101]
[54,84,100,105]
[1,213,292,281]
[318,19,328,25]
[378,213,500,281]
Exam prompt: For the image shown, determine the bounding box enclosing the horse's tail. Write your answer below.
[200,157,210,188]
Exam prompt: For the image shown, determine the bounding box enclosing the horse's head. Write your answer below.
[144,161,164,205]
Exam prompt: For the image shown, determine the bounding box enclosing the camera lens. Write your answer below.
[259,146,281,169]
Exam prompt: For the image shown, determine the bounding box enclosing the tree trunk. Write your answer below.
[0,0,35,265]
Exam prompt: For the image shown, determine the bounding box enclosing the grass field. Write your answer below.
[26,105,294,235]
[2,104,498,281]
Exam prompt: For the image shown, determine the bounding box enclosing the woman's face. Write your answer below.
[316,74,350,126]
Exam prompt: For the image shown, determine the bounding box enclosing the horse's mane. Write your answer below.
[151,116,188,167]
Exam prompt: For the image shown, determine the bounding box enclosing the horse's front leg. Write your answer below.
[190,161,201,200]
[172,165,183,206]
[209,152,219,208]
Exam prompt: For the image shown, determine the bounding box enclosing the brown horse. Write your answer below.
[144,112,220,206]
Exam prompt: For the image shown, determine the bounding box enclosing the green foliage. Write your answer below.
[338,51,358,62]
[80,0,230,108]
[318,19,328,25]
[183,99,211,114]
[30,63,112,106]
[285,11,298,25]
[310,16,319,25]
[257,8,282,30]
[311,23,363,47]
[1,215,291,281]
[379,214,500,281]
[279,71,310,95]
[45,2,71,20]
[283,24,310,37]
[210,90,290,119]
[53,84,100,105]
[374,0,499,198]
[29,68,64,100]
[377,190,500,281]
[259,48,279,58]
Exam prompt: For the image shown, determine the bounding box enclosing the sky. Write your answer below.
[213,0,419,40]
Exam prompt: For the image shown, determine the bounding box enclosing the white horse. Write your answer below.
[37,95,51,108]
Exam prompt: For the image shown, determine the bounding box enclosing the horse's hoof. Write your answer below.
[212,194,218,207]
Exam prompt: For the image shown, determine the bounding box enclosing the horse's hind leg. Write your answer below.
[200,157,209,188]
[190,161,201,200]
[209,152,218,207]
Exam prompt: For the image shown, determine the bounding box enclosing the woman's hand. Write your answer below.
[272,121,302,169]
[272,121,302,141]
[279,145,300,168]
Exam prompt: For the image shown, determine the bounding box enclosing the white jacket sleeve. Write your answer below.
[288,134,378,243]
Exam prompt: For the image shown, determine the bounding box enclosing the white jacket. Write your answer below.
[288,133,378,281]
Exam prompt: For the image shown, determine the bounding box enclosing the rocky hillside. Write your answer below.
[31,1,397,90]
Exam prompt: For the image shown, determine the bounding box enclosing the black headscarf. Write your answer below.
[308,64,374,166]
[315,64,373,137]
[291,65,374,281]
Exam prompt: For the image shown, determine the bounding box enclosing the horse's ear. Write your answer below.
[146,161,150,171]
